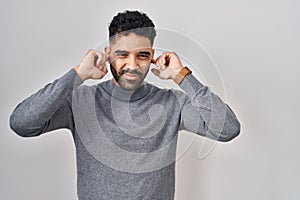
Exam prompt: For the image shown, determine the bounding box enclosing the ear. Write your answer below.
[104,46,111,62]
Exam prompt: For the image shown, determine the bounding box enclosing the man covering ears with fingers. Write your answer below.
[10,10,240,200]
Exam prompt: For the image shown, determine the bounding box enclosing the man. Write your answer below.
[10,10,240,200]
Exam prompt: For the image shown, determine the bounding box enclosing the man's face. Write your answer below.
[106,32,154,90]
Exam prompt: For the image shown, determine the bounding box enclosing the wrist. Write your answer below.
[170,67,183,80]
[172,66,192,85]
[73,65,87,81]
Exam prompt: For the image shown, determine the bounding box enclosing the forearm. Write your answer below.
[9,69,83,137]
[179,74,240,142]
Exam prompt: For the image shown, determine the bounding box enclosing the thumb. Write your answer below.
[151,58,157,64]
[151,68,161,77]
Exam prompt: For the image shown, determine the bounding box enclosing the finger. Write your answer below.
[83,49,95,62]
[94,51,106,67]
[92,49,101,55]
[96,51,108,66]
[100,67,108,78]
[157,63,167,71]
[89,49,99,66]
[103,66,108,74]
[154,56,163,70]
[86,49,94,56]
[94,64,108,78]
[151,68,161,77]
[159,52,171,65]
[100,54,107,66]
[104,47,110,62]
[99,63,107,72]
[151,58,156,64]
[96,57,102,67]
[92,69,106,80]
[156,53,164,65]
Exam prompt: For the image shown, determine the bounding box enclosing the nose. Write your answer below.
[126,54,138,70]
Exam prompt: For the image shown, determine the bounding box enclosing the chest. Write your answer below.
[95,96,181,152]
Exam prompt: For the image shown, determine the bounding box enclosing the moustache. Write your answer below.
[119,69,143,76]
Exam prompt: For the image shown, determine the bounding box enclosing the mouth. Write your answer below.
[122,73,140,80]
[119,69,142,80]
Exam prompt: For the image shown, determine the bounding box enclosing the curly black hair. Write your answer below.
[109,10,156,46]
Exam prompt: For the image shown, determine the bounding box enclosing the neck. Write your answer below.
[112,78,144,91]
[103,79,150,102]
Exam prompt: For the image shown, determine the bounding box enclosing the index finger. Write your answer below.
[151,58,157,64]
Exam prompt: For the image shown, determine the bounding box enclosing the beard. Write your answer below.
[110,63,149,91]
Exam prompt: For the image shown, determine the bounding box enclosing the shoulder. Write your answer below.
[72,83,98,97]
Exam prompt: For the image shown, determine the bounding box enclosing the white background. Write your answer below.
[1,0,299,199]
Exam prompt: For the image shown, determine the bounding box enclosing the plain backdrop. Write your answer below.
[1,0,300,199]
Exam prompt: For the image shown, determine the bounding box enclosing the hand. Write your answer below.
[74,49,108,81]
[151,52,184,80]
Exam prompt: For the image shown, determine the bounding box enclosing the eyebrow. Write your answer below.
[115,50,128,55]
[138,51,151,55]
[114,50,151,55]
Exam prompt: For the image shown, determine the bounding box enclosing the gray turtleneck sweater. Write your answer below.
[10,69,240,200]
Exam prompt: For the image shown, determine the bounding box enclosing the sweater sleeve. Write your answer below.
[9,69,83,137]
[177,74,241,142]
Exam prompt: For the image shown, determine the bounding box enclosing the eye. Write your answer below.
[138,54,150,60]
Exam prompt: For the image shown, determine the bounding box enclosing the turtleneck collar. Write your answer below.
[101,79,151,102]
